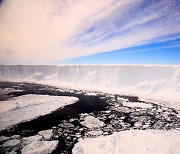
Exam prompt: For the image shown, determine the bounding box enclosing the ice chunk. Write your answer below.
[8,151,17,154]
[38,130,53,140]
[21,140,58,154]
[73,130,180,154]
[81,115,104,129]
[0,94,79,131]
[0,136,10,142]
[3,139,20,147]
[123,102,153,108]
[86,130,103,136]
[23,135,42,145]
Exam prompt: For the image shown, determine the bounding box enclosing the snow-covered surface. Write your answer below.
[73,130,180,154]
[86,130,103,136]
[21,140,58,154]
[139,97,180,110]
[80,115,104,129]
[22,130,57,154]
[23,135,42,145]
[85,92,98,96]
[0,88,16,95]
[122,102,153,108]
[0,136,10,142]
[0,94,79,131]
[3,139,20,147]
[0,65,179,108]
[38,130,53,140]
[1,130,58,154]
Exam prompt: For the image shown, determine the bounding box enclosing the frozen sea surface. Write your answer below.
[0,82,179,154]
[0,94,79,131]
[73,130,180,154]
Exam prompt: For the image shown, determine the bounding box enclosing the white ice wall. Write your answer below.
[0,65,179,104]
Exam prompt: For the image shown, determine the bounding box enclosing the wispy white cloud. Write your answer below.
[0,0,179,64]
[123,44,180,54]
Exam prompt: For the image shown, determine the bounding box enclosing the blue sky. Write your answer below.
[60,38,180,64]
[0,0,179,64]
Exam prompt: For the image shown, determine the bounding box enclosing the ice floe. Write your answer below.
[80,115,104,129]
[73,130,180,154]
[122,102,153,108]
[21,140,58,154]
[38,130,53,140]
[0,94,79,130]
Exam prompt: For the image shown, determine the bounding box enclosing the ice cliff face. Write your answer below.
[0,65,179,103]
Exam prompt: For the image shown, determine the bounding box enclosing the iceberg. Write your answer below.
[0,65,179,106]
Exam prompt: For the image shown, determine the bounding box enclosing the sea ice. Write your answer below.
[21,140,58,154]
[80,115,104,129]
[122,102,153,108]
[73,130,180,154]
[0,94,79,131]
[38,129,53,140]
[23,135,42,145]
[3,139,20,147]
